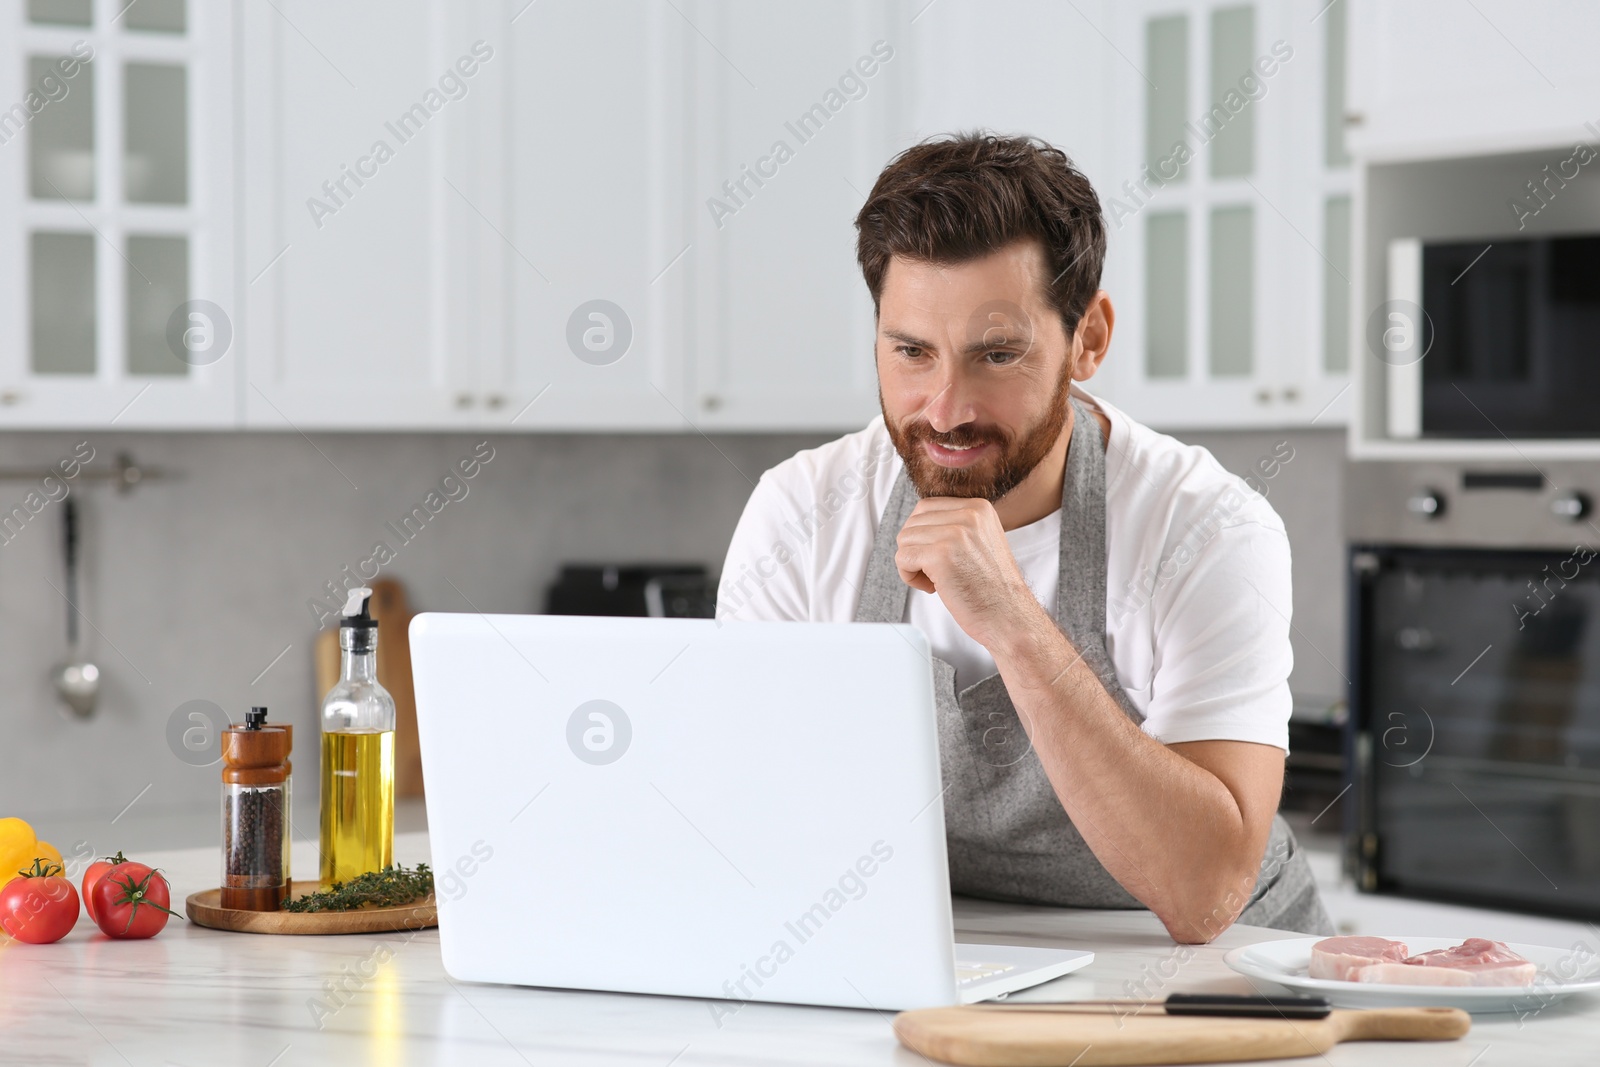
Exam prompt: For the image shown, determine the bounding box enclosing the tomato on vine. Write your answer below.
[89,861,179,940]
[0,857,80,944]
[81,851,129,925]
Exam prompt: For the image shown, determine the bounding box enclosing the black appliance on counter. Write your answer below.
[1347,458,1600,921]
[544,564,717,618]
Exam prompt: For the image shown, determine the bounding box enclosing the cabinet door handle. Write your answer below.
[455,393,474,409]
[1551,491,1592,521]
[1282,386,1300,403]
[0,389,21,406]
[1255,388,1272,405]
[485,394,506,409]
[1406,488,1446,519]
[702,395,722,411]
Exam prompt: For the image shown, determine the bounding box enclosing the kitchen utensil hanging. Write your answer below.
[51,496,100,718]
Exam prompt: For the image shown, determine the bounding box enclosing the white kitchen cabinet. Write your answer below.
[685,0,907,432]
[239,0,891,435]
[1094,0,1352,431]
[0,0,236,428]
[493,0,689,432]
[5,1,1395,434]
[237,0,769,434]
[1345,0,1600,164]
[239,0,517,430]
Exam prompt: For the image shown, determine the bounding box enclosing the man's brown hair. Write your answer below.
[854,132,1106,336]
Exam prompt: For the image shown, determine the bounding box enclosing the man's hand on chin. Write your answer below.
[893,496,1051,651]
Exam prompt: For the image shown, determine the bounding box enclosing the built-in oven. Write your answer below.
[1347,460,1600,921]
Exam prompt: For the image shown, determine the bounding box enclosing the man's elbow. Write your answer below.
[1153,866,1259,945]
[1163,914,1231,945]
[1158,907,1235,945]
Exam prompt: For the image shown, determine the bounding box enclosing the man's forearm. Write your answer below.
[988,610,1268,942]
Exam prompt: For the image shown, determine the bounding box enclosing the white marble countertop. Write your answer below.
[3,831,1595,1066]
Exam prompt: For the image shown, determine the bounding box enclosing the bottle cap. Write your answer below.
[340,587,378,630]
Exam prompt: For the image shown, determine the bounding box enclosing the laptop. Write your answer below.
[410,613,1093,1011]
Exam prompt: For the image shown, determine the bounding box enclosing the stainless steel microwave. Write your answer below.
[1383,233,1600,439]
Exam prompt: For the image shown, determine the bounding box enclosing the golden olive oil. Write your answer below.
[319,730,395,884]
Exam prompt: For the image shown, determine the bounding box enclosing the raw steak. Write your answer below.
[1353,938,1537,986]
[1352,961,1535,986]
[1405,938,1529,968]
[1308,936,1410,980]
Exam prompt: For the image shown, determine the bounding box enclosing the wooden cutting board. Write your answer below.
[314,577,424,798]
[893,1005,1470,1066]
[186,881,436,935]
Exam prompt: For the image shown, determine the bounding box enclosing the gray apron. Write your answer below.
[855,397,1332,935]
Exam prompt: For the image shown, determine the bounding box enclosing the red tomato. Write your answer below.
[0,858,81,944]
[80,851,128,925]
[90,862,178,940]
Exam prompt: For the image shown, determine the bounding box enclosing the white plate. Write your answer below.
[1224,936,1600,1014]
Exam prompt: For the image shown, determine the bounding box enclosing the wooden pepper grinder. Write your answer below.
[221,707,293,911]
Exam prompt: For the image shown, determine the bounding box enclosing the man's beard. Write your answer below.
[884,368,1074,502]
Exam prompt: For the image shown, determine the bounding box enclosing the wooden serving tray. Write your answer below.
[893,1005,1470,1066]
[185,880,437,935]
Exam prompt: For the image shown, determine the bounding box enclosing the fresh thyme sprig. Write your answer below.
[280,863,434,912]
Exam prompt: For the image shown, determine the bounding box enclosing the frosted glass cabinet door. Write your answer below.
[28,54,94,201]
[27,0,90,27]
[1145,14,1189,183]
[1323,195,1350,375]
[124,64,187,204]
[1208,205,1254,379]
[124,0,185,33]
[1144,212,1189,381]
[1103,0,1350,431]
[1,0,236,427]
[126,236,189,376]
[30,232,96,375]
[1207,6,1254,179]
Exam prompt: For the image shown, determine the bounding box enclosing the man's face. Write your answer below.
[876,239,1074,502]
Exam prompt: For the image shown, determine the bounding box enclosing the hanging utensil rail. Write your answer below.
[0,452,175,493]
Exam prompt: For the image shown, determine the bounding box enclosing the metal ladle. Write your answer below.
[52,496,99,718]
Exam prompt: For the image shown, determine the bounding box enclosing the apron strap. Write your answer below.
[855,461,919,625]
[1057,397,1145,724]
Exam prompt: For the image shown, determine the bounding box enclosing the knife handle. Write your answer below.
[1163,993,1332,1019]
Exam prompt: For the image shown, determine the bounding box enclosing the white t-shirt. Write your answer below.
[715,385,1295,752]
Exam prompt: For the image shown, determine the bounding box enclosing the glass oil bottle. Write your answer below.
[319,587,396,884]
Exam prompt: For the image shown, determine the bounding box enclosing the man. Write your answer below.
[716,133,1330,942]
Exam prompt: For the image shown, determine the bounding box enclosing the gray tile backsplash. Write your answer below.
[1181,426,1348,716]
[0,423,1346,834]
